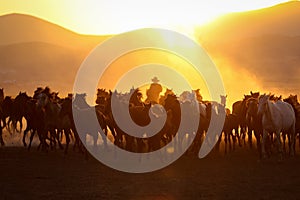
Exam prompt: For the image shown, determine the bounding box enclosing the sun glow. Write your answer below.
[0,0,290,36]
[0,0,294,108]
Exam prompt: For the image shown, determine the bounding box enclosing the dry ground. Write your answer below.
[1,138,300,200]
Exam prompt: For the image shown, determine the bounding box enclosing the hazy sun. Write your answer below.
[0,0,290,37]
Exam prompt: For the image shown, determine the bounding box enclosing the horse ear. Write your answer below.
[250,91,253,95]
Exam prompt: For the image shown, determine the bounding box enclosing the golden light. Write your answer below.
[0,0,289,36]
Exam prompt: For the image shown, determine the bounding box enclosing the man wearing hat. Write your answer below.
[145,77,163,104]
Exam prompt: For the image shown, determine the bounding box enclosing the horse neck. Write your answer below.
[264,101,275,125]
[247,102,257,118]
[74,98,90,109]
[0,95,4,104]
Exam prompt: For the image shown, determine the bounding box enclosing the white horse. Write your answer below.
[72,93,107,150]
[258,94,296,160]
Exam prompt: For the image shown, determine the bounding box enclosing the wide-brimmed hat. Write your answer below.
[151,76,160,83]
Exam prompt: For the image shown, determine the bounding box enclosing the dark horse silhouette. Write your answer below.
[284,95,300,149]
[36,91,64,150]
[0,88,4,145]
[232,91,260,148]
[9,92,30,133]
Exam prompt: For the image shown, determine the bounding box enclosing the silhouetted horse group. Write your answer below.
[220,91,299,161]
[72,88,219,155]
[0,87,84,154]
[1,87,299,161]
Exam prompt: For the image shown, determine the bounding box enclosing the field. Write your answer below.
[1,132,300,200]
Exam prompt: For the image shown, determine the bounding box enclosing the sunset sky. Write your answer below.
[0,0,291,36]
[0,0,297,107]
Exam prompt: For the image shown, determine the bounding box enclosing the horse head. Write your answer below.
[73,93,90,109]
[96,88,109,105]
[246,98,259,120]
[36,93,49,109]
[257,94,269,116]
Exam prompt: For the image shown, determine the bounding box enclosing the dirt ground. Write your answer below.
[1,137,300,200]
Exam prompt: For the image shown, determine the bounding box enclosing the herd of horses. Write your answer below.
[0,87,299,161]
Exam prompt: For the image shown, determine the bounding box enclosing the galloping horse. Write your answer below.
[36,92,63,150]
[73,93,108,150]
[10,92,30,133]
[258,94,296,160]
[0,88,4,145]
[284,95,300,147]
[246,97,264,158]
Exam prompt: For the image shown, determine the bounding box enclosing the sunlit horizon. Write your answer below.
[0,0,298,109]
[0,0,292,37]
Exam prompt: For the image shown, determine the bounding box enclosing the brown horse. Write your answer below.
[284,95,300,148]
[0,88,4,145]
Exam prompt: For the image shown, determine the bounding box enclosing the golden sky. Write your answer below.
[0,0,295,108]
[0,0,290,36]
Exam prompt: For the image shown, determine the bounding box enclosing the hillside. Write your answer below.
[196,1,300,98]
[0,13,111,49]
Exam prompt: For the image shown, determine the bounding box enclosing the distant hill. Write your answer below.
[0,13,112,96]
[0,13,111,49]
[0,42,84,95]
[195,1,300,99]
[197,1,300,45]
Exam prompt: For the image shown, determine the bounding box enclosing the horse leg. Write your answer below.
[282,133,287,155]
[287,133,291,156]
[215,132,222,152]
[290,125,296,156]
[224,132,228,154]
[101,128,108,150]
[23,127,30,147]
[0,122,4,146]
[275,131,283,162]
[7,117,13,134]
[248,129,253,148]
[48,130,55,150]
[64,129,70,154]
[254,131,262,159]
[28,130,36,151]
[298,132,300,149]
[55,129,64,150]
[229,132,233,152]
[261,129,268,159]
[136,138,144,153]
[124,135,131,151]
[18,120,23,133]
[235,127,241,147]
[92,133,99,152]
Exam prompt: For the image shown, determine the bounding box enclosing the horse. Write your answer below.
[111,90,154,152]
[232,92,260,148]
[8,92,30,134]
[221,110,239,154]
[23,98,44,150]
[59,95,86,155]
[0,88,4,145]
[212,95,237,154]
[1,96,13,131]
[36,92,63,150]
[73,93,108,151]
[258,94,296,161]
[232,98,247,147]
[245,97,265,158]
[176,91,201,154]
[284,95,300,148]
